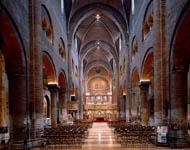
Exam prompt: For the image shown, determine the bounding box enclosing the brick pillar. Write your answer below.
[8,72,28,142]
[120,96,125,119]
[67,42,72,100]
[29,0,44,138]
[126,92,132,122]
[169,69,187,147]
[139,81,150,126]
[153,0,164,126]
[131,90,138,122]
[48,84,59,128]
[59,89,67,123]
[78,62,83,119]
[116,65,120,119]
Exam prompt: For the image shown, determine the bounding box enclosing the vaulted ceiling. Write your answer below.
[68,0,129,80]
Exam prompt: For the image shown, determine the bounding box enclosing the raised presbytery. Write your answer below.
[0,0,190,149]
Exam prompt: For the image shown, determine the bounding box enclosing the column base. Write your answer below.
[168,130,189,148]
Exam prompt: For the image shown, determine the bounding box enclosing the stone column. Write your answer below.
[78,62,83,119]
[48,84,59,128]
[153,0,165,126]
[169,69,187,147]
[29,0,44,138]
[131,91,137,121]
[59,89,67,124]
[8,72,29,142]
[67,42,72,103]
[139,81,150,126]
[120,96,124,119]
[126,90,132,122]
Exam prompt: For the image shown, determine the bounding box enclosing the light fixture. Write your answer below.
[96,14,101,21]
[139,79,150,82]
[96,40,100,50]
[48,82,58,85]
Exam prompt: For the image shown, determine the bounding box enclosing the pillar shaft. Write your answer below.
[168,69,188,147]
[139,81,150,126]
[153,0,165,125]
[59,90,67,123]
[9,73,28,141]
[170,70,187,130]
[48,85,59,128]
[78,62,83,119]
[29,0,44,137]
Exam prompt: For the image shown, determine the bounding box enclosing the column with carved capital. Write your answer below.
[48,84,59,128]
[139,81,150,126]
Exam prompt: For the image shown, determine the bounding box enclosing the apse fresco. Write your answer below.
[88,77,109,93]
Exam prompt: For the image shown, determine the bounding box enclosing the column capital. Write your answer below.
[48,84,60,93]
[139,80,151,89]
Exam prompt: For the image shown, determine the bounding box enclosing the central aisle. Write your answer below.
[82,122,121,150]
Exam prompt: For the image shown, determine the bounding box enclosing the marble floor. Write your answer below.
[82,122,121,150]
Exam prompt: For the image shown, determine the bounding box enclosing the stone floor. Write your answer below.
[82,122,120,150]
[33,122,190,150]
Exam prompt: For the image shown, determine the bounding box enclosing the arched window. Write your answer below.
[142,1,153,41]
[119,37,122,52]
[132,0,135,15]
[41,5,54,45]
[75,65,78,78]
[72,59,74,75]
[61,0,64,14]
[131,36,138,61]
[123,58,126,73]
[58,38,66,63]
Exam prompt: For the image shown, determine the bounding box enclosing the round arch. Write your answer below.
[168,1,190,135]
[84,60,112,78]
[42,53,57,84]
[141,47,154,80]
[0,5,28,142]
